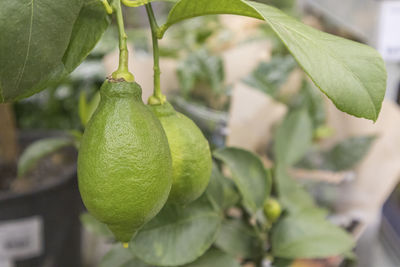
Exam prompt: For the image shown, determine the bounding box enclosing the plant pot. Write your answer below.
[171,96,229,148]
[0,132,81,267]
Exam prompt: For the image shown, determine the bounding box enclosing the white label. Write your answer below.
[0,259,14,267]
[0,216,43,260]
[378,1,400,61]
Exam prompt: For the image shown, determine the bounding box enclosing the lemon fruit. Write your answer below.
[78,80,172,242]
[263,198,282,223]
[149,101,212,205]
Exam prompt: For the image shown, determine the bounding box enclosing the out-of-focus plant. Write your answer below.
[17,92,99,178]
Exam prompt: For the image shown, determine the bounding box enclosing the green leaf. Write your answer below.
[121,259,153,267]
[99,244,134,267]
[80,213,114,238]
[130,195,222,266]
[159,0,386,121]
[214,147,271,215]
[63,0,111,73]
[206,163,240,210]
[294,80,326,128]
[215,219,262,259]
[271,212,355,259]
[297,135,377,171]
[243,55,296,98]
[0,0,110,102]
[322,135,376,171]
[275,165,327,217]
[79,91,100,127]
[180,247,241,267]
[274,110,313,167]
[18,137,74,177]
[177,50,224,97]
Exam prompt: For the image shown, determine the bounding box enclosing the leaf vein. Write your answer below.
[15,0,35,90]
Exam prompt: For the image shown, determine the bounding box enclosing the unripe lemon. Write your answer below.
[149,101,212,205]
[263,198,282,223]
[78,80,172,242]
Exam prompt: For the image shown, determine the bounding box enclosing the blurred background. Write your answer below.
[0,0,400,266]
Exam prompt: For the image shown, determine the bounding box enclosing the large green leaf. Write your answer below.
[271,212,355,259]
[159,0,386,121]
[0,0,110,102]
[63,0,111,73]
[18,137,74,177]
[215,219,262,259]
[214,147,271,215]
[180,247,241,267]
[274,110,313,167]
[130,195,222,266]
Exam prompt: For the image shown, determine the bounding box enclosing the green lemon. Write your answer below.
[149,101,212,205]
[263,198,282,223]
[78,80,172,242]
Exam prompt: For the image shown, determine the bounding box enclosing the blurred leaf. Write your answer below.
[214,147,271,215]
[160,0,386,121]
[79,91,100,127]
[215,219,262,259]
[99,244,134,267]
[131,195,222,266]
[68,130,83,147]
[177,50,224,97]
[0,0,110,102]
[121,259,153,267]
[274,110,313,166]
[206,163,240,210]
[323,135,376,171]
[180,247,241,267]
[271,211,355,259]
[80,213,113,238]
[99,245,153,267]
[275,165,327,217]
[18,137,74,177]
[297,135,376,171]
[272,166,354,258]
[243,56,296,98]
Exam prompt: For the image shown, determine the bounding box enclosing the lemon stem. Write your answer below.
[112,0,135,82]
[145,3,166,104]
[100,0,113,14]
[122,0,149,7]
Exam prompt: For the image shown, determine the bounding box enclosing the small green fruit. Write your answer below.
[264,198,282,223]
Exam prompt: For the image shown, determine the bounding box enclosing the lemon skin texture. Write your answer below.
[78,80,172,242]
[150,101,212,205]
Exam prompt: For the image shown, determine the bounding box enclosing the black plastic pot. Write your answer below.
[0,132,81,267]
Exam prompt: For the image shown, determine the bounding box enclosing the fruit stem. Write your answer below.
[145,3,166,105]
[112,0,135,82]
[121,0,149,7]
[100,0,113,14]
